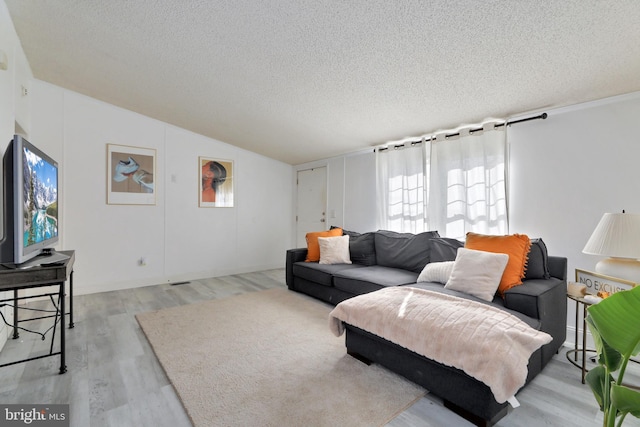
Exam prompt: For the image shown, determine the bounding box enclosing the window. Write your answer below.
[377,126,507,239]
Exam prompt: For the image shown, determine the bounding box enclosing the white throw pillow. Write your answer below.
[444,248,508,301]
[318,235,352,265]
[417,261,455,284]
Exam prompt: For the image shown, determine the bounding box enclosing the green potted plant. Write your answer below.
[586,285,640,427]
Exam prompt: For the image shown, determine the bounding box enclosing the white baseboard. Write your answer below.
[76,263,283,296]
[565,325,595,349]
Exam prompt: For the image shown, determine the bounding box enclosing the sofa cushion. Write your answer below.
[429,237,464,262]
[349,232,376,266]
[318,235,352,265]
[374,230,440,273]
[305,228,343,262]
[444,248,509,302]
[524,238,550,280]
[417,261,454,285]
[464,232,531,295]
[333,266,419,294]
[292,262,363,287]
[330,227,377,266]
[339,227,361,237]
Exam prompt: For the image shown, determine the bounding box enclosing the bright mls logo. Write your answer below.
[1,405,69,426]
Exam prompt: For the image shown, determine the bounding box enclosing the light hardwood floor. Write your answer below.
[0,269,638,427]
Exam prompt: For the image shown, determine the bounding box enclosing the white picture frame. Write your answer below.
[106,144,156,205]
[199,157,234,207]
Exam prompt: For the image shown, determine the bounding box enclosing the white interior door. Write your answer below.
[296,167,327,247]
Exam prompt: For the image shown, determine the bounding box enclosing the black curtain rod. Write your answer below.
[376,112,547,151]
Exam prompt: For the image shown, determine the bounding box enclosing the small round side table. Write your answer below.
[565,294,597,384]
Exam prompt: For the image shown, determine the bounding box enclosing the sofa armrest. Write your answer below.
[503,256,567,318]
[286,248,308,290]
[503,278,565,320]
[504,256,567,322]
[547,255,567,282]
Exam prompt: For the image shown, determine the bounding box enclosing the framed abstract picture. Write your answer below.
[199,157,234,207]
[106,144,156,205]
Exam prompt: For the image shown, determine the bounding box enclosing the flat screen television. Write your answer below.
[0,135,64,266]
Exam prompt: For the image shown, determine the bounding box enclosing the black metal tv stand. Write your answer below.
[0,250,75,374]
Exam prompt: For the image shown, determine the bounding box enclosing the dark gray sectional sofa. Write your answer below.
[285,229,567,426]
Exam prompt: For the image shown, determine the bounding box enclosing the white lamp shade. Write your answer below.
[583,213,640,259]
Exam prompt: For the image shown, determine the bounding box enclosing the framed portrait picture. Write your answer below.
[199,157,234,207]
[107,144,156,205]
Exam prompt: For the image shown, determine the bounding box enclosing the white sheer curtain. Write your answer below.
[376,123,508,239]
[376,143,427,233]
[426,124,507,239]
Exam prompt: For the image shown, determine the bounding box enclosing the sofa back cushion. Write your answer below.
[524,238,551,280]
[349,232,377,266]
[429,237,464,262]
[331,227,377,266]
[374,230,440,273]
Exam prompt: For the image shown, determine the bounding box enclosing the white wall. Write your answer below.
[294,149,377,239]
[508,92,640,269]
[0,2,16,143]
[508,91,640,344]
[343,151,377,232]
[0,0,33,350]
[32,82,293,295]
[0,0,34,220]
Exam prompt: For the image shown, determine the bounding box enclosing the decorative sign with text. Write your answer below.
[575,269,638,295]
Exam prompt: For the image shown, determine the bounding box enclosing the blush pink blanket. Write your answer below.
[328,286,552,403]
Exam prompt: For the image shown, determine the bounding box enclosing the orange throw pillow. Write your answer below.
[305,228,343,262]
[464,232,531,295]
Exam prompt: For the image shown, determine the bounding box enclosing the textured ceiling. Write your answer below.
[6,1,640,165]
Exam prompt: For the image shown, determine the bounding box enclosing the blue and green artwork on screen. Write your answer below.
[22,146,58,248]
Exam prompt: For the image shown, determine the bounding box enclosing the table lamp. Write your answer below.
[582,211,640,283]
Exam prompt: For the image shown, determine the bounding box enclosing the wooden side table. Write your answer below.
[566,294,596,384]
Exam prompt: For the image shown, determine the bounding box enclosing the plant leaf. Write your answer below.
[586,365,609,411]
[611,384,640,418]
[587,315,622,371]
[587,286,640,360]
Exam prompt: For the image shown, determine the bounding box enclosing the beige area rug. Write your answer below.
[136,288,425,427]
